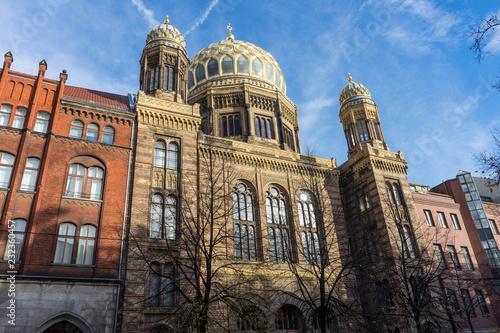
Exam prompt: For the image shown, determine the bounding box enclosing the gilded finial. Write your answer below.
[164,15,169,25]
[348,73,352,83]
[226,23,234,40]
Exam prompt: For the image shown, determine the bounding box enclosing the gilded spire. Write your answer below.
[226,23,234,40]
[164,15,169,25]
[348,73,352,83]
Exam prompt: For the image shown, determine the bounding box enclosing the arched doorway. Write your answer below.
[42,320,84,333]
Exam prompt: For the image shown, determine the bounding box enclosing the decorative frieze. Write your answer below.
[213,93,244,109]
[250,94,275,112]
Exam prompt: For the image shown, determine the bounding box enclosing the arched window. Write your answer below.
[69,120,84,139]
[392,183,402,205]
[65,164,104,200]
[266,187,290,263]
[298,192,320,264]
[221,114,240,137]
[386,182,395,204]
[0,104,12,126]
[195,64,206,82]
[3,219,27,261]
[76,224,96,265]
[12,107,27,129]
[102,126,114,144]
[255,116,273,139]
[233,183,256,261]
[237,56,249,73]
[237,306,268,332]
[85,123,99,142]
[399,225,416,259]
[154,141,166,168]
[221,56,234,73]
[147,263,174,306]
[0,152,15,188]
[54,223,76,264]
[264,63,273,81]
[20,157,40,191]
[251,58,263,76]
[357,120,370,141]
[34,111,50,133]
[150,194,177,239]
[163,67,174,91]
[188,71,195,89]
[167,143,178,170]
[207,59,219,77]
[275,305,304,331]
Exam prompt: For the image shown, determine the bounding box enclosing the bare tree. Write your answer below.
[475,128,500,186]
[469,14,500,91]
[124,139,267,332]
[272,154,363,333]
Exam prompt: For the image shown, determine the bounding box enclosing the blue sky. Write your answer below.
[1,0,499,186]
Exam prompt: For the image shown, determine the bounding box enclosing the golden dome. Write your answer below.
[145,15,186,51]
[339,74,372,106]
[187,36,286,95]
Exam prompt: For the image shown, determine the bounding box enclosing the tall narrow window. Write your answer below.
[88,167,104,200]
[392,183,402,205]
[437,212,448,228]
[85,123,99,142]
[266,187,290,263]
[461,289,476,317]
[0,104,12,126]
[12,107,27,129]
[424,210,435,227]
[221,114,241,137]
[402,225,415,258]
[54,223,76,264]
[150,194,163,239]
[379,279,395,312]
[34,111,50,133]
[233,183,256,261]
[255,116,273,139]
[20,157,40,191]
[3,219,27,261]
[150,194,177,239]
[167,143,178,170]
[76,224,96,265]
[283,126,295,150]
[434,244,446,269]
[101,126,114,144]
[154,141,166,168]
[489,219,499,235]
[357,121,370,141]
[65,164,85,198]
[461,246,474,270]
[451,213,461,230]
[386,182,395,204]
[475,290,489,317]
[163,67,174,91]
[298,192,319,264]
[0,152,15,189]
[147,263,174,306]
[448,246,461,270]
[207,59,219,77]
[69,120,84,139]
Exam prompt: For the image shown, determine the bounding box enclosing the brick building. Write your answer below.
[0,52,134,332]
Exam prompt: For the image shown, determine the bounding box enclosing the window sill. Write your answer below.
[62,196,102,203]
[51,263,95,268]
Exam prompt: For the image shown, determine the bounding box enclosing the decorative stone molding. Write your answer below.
[250,94,275,112]
[213,93,244,109]
[137,109,201,133]
[163,53,177,66]
[61,106,133,126]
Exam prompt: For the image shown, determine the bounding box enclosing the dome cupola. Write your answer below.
[145,15,187,52]
[187,24,286,95]
[339,73,372,107]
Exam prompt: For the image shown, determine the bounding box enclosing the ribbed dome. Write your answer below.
[145,16,186,51]
[187,38,286,95]
[339,74,372,106]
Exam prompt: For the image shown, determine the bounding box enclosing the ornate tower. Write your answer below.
[139,15,189,103]
[338,75,427,331]
[339,74,387,158]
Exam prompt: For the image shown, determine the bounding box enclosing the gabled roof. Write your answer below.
[63,85,130,112]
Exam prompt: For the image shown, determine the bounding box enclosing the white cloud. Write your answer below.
[131,0,159,28]
[184,0,219,36]
[485,28,500,56]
